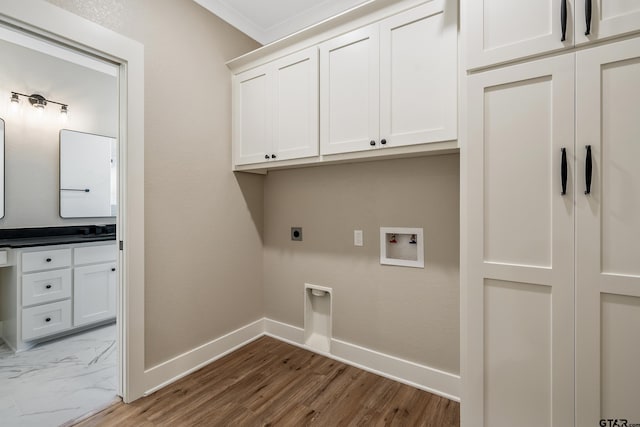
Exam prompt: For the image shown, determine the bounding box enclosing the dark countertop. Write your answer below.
[0,234,116,248]
[0,225,116,249]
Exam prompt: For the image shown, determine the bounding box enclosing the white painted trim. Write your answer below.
[193,0,264,43]
[226,0,429,73]
[264,317,304,343]
[193,0,369,45]
[142,318,265,396]
[134,317,459,403]
[264,318,460,402]
[0,25,117,76]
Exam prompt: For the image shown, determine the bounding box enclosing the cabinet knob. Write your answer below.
[45,284,52,289]
[46,258,52,263]
[45,317,51,323]
[265,155,270,160]
[380,139,387,145]
[271,154,276,159]
[370,140,376,146]
[111,267,116,272]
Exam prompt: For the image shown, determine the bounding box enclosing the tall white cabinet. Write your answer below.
[466,54,576,427]
[464,10,640,427]
[466,0,640,69]
[575,37,640,426]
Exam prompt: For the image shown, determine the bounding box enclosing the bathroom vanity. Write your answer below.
[0,226,117,352]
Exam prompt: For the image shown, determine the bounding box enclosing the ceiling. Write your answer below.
[193,0,371,45]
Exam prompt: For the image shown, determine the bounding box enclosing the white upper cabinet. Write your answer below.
[234,67,271,165]
[321,0,457,156]
[465,0,640,69]
[272,49,320,162]
[379,1,457,149]
[575,0,640,45]
[320,25,380,155]
[234,47,318,166]
[466,0,573,69]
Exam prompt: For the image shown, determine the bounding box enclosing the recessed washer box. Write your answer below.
[380,227,424,268]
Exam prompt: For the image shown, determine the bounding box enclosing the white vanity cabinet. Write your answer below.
[320,1,457,155]
[0,241,117,352]
[233,47,319,166]
[73,250,117,327]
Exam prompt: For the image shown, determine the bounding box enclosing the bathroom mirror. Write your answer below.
[59,129,116,218]
[0,118,4,219]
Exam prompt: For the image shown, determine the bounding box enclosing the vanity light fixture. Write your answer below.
[9,91,69,116]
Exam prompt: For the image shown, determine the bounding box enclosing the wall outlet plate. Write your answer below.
[291,227,303,241]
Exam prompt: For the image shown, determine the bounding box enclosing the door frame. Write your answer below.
[0,0,146,402]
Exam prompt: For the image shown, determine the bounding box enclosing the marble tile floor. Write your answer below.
[0,323,118,427]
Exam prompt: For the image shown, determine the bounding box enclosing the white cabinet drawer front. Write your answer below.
[21,300,71,341]
[22,248,71,272]
[22,268,72,307]
[74,243,117,265]
[0,250,7,265]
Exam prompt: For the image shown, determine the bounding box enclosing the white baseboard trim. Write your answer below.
[141,317,460,403]
[143,318,265,396]
[264,318,460,402]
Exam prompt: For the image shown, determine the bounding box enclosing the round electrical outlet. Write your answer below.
[291,227,302,241]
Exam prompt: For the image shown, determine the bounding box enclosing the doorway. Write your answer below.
[0,23,121,426]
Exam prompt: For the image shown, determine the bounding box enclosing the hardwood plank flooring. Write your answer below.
[74,337,459,426]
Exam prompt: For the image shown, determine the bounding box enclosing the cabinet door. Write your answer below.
[73,263,116,327]
[379,0,456,148]
[465,0,572,69]
[465,54,575,427]
[575,0,640,45]
[320,25,379,155]
[576,37,640,427]
[233,66,272,165]
[272,47,319,161]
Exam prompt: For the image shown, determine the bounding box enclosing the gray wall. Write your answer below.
[45,0,264,368]
[264,155,460,374]
[43,0,460,376]
[0,39,117,228]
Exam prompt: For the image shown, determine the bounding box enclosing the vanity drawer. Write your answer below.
[74,243,117,265]
[0,250,7,266]
[22,248,72,273]
[21,300,71,341]
[22,268,72,307]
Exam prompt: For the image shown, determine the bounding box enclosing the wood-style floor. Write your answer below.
[74,336,460,426]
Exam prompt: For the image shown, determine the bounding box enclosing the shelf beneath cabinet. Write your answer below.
[233,139,459,174]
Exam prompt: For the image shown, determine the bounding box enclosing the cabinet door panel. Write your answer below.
[273,47,318,161]
[73,263,116,327]
[320,25,379,155]
[465,0,572,69]
[233,67,271,165]
[576,37,640,426]
[576,0,640,45]
[465,54,575,426]
[379,0,456,148]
